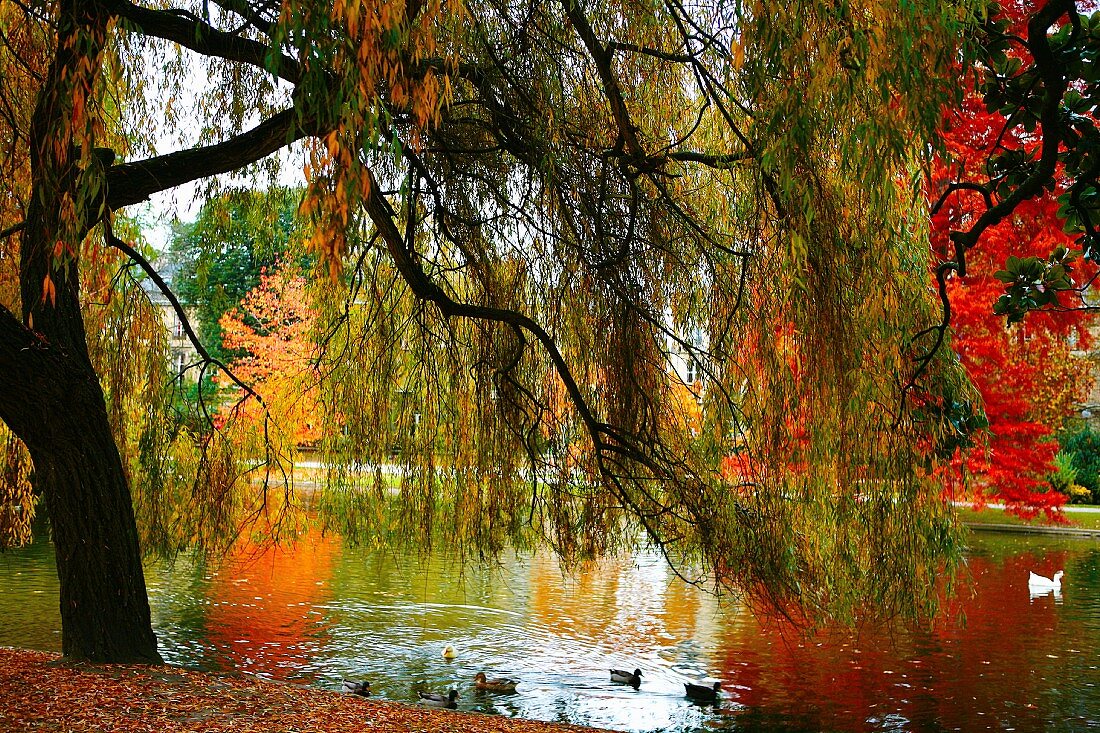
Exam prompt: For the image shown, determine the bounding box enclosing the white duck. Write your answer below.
[1028,570,1064,591]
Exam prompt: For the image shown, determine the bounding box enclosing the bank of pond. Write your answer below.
[1,529,1098,732]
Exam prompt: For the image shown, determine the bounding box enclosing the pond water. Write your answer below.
[1,527,1098,732]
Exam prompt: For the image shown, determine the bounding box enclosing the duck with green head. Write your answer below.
[418,689,459,709]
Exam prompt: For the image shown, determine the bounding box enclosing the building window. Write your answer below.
[175,320,184,338]
[176,351,187,374]
[685,357,699,384]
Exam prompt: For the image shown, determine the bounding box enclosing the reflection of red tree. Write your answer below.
[928,549,1071,731]
[714,549,1072,730]
[204,528,339,679]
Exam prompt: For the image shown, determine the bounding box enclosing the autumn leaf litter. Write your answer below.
[0,648,613,733]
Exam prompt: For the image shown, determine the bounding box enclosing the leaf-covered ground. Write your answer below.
[0,648,611,733]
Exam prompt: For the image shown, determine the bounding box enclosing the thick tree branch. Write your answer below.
[104,107,315,209]
[666,150,752,168]
[211,0,280,39]
[0,221,25,240]
[948,0,1073,272]
[607,40,693,63]
[108,0,301,84]
[561,0,644,158]
[0,304,57,444]
[930,181,994,216]
[904,0,1074,403]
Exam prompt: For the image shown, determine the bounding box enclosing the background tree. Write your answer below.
[219,261,323,448]
[0,0,1092,664]
[167,188,303,363]
[928,0,1098,517]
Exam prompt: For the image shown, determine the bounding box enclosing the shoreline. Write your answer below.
[962,521,1100,539]
[0,648,612,733]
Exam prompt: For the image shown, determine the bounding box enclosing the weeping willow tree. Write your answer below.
[0,0,1087,663]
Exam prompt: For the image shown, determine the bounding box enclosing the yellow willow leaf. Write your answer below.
[41,274,55,306]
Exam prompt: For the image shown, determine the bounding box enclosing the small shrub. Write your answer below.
[1048,451,1078,494]
[1059,428,1100,503]
[1067,484,1093,504]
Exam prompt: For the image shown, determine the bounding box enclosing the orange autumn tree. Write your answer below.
[220,263,323,448]
[931,26,1096,515]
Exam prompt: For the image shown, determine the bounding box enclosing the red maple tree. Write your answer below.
[931,51,1096,516]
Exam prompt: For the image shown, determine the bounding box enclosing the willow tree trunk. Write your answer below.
[0,340,162,664]
[0,0,162,664]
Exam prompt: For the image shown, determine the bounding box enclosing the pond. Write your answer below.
[1,527,1098,732]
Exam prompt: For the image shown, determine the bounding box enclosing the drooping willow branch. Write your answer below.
[103,223,264,412]
[104,220,294,501]
[360,163,708,564]
[361,166,606,449]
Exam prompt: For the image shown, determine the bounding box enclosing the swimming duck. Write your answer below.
[441,645,457,660]
[341,679,371,696]
[610,668,642,688]
[1028,570,1064,590]
[684,681,721,702]
[474,672,519,693]
[418,689,459,709]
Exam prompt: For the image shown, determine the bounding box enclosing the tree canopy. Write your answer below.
[0,0,1097,662]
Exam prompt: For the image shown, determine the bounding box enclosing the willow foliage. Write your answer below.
[285,0,987,623]
[0,0,998,625]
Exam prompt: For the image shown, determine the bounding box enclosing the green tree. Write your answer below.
[167,188,302,362]
[0,0,1093,664]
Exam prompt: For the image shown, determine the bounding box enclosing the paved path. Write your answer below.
[973,502,1100,514]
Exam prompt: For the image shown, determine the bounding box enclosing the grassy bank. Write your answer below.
[957,504,1100,531]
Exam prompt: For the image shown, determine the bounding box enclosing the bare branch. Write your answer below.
[0,221,25,240]
[104,222,267,410]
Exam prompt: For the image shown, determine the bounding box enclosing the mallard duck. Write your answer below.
[1028,570,1064,590]
[474,672,518,693]
[418,689,459,709]
[684,681,721,702]
[610,668,642,688]
[441,645,457,660]
[341,679,371,696]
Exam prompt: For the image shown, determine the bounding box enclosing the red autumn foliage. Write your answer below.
[931,3,1097,516]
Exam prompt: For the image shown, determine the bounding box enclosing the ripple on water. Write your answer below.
[3,533,1100,732]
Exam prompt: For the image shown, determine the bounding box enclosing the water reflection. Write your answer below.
[2,529,1098,732]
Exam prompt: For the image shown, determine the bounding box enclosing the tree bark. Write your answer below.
[0,0,329,663]
[2,0,164,664]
